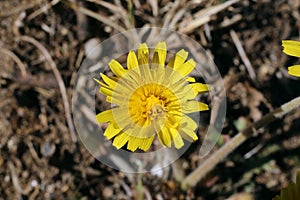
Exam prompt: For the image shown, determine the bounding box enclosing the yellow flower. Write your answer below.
[95,42,209,152]
[273,171,300,200]
[282,40,300,77]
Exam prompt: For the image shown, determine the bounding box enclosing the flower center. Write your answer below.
[146,95,166,121]
[128,83,175,127]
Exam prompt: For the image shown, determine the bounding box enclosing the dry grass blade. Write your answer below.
[119,179,133,197]
[64,0,126,33]
[217,14,242,29]
[162,0,183,29]
[168,9,186,30]
[179,0,240,33]
[87,0,126,15]
[230,30,256,81]
[244,143,263,159]
[86,0,132,29]
[80,104,98,125]
[149,0,158,17]
[0,47,27,77]
[18,35,77,143]
[109,154,134,179]
[8,162,23,198]
[27,0,60,20]
[132,0,141,9]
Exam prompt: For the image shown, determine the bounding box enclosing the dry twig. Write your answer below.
[64,0,126,33]
[230,30,256,81]
[0,47,27,77]
[179,0,240,33]
[181,96,300,189]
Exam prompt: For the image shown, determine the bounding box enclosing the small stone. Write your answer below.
[41,142,55,157]
[84,38,102,60]
[102,187,113,198]
[31,180,38,187]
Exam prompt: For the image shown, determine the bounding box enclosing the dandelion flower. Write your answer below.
[282,40,300,77]
[95,42,209,152]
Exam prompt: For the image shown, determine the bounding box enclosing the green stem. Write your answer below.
[136,173,144,200]
[136,161,144,200]
[127,0,135,28]
[181,96,300,190]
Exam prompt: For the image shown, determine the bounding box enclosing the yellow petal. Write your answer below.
[288,65,300,77]
[179,115,198,141]
[190,83,210,94]
[173,133,184,149]
[127,50,139,69]
[127,135,154,152]
[167,49,188,70]
[106,96,112,103]
[179,126,198,141]
[165,115,181,128]
[103,123,121,139]
[152,65,165,85]
[94,78,113,91]
[175,84,195,100]
[182,101,209,113]
[181,115,198,130]
[93,77,104,85]
[140,63,152,82]
[111,107,132,131]
[139,136,154,151]
[99,87,113,97]
[96,109,113,123]
[113,133,130,149]
[168,78,186,93]
[152,42,167,66]
[153,120,164,134]
[100,73,117,88]
[129,122,155,139]
[157,126,171,147]
[186,77,196,82]
[176,59,196,77]
[111,94,130,106]
[109,59,127,77]
[167,127,184,149]
[138,43,149,66]
[282,40,300,57]
[127,136,139,152]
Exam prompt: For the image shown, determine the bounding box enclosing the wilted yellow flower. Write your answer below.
[95,42,209,152]
[273,171,300,200]
[282,40,300,77]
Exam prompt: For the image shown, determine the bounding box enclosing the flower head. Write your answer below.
[282,40,300,77]
[95,42,209,152]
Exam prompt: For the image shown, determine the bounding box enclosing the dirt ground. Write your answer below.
[1,0,300,199]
